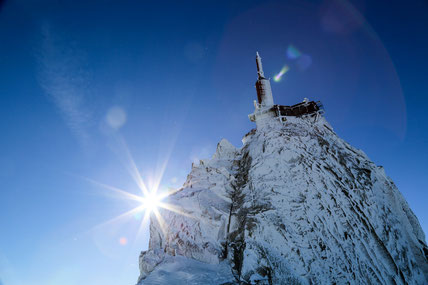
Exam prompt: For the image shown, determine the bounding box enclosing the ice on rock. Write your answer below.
[137,116,428,284]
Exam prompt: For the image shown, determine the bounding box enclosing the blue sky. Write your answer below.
[0,0,427,284]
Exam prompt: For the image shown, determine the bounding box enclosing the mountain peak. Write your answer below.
[213,138,238,160]
[137,114,428,284]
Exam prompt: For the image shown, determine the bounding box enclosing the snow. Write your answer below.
[140,255,234,285]
[137,115,428,284]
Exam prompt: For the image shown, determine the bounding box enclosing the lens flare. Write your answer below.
[80,133,197,248]
[287,45,301,59]
[106,106,127,129]
[273,65,290,82]
[296,54,312,71]
[119,237,128,245]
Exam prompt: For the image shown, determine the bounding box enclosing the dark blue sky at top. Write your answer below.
[0,0,427,284]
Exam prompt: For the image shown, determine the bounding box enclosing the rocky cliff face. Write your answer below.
[137,116,428,284]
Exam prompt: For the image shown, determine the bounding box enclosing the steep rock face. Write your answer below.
[137,116,428,284]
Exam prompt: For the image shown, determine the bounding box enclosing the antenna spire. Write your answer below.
[256,52,265,78]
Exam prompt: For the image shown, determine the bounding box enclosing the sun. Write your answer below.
[141,190,163,214]
[83,137,192,240]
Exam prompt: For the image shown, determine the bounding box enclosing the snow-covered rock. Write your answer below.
[139,255,235,285]
[137,116,428,284]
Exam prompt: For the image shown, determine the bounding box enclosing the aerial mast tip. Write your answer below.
[255,51,264,78]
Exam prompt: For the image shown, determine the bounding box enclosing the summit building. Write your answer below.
[249,52,324,128]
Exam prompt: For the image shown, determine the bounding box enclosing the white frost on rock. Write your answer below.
[140,255,235,285]
[137,116,428,284]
